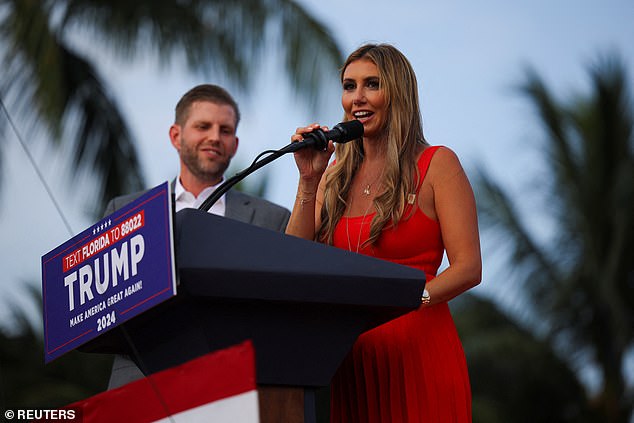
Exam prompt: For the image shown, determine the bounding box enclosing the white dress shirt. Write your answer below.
[174,178,226,217]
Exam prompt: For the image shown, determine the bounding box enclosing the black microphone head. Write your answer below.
[330,120,364,143]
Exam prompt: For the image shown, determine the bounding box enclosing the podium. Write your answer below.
[83,208,426,422]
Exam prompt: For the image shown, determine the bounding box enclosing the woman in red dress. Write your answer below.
[286,43,482,422]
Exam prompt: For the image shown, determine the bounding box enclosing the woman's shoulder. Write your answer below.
[422,145,465,182]
[420,144,458,159]
[417,144,462,168]
[423,145,461,165]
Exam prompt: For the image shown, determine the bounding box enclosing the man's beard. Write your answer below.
[180,142,230,184]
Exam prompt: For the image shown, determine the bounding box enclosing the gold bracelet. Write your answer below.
[296,195,314,206]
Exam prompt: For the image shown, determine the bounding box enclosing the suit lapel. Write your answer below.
[171,179,254,224]
[170,179,176,209]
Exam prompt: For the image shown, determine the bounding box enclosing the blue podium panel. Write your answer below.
[41,182,176,362]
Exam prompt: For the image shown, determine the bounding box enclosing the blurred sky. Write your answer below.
[1,0,633,360]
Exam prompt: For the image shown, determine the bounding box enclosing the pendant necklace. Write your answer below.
[362,173,383,196]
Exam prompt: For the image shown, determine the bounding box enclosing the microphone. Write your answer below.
[199,120,362,212]
[281,120,364,153]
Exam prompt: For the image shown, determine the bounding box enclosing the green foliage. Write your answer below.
[453,294,597,423]
[0,330,112,410]
[0,287,111,410]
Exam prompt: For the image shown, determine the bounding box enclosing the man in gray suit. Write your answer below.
[106,84,290,389]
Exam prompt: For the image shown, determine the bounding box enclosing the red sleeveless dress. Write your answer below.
[330,146,472,422]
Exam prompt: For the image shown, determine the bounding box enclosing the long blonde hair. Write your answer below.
[317,43,427,246]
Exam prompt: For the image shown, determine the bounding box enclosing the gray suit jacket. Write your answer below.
[105,185,290,389]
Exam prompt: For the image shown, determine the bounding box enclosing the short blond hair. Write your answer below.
[175,84,241,127]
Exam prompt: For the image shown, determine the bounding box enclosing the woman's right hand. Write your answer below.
[291,123,335,188]
[286,123,334,239]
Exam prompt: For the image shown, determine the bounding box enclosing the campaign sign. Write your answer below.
[41,182,177,362]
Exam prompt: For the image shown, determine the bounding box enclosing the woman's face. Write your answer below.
[341,58,387,140]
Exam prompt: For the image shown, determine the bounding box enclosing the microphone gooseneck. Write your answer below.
[198,120,363,212]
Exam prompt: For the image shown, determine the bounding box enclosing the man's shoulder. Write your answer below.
[228,190,289,214]
[103,189,149,216]
[227,190,290,232]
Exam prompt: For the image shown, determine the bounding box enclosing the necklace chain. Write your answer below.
[348,167,383,251]
[346,199,374,253]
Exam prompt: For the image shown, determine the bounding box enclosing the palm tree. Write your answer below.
[0,0,343,214]
[475,55,634,422]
